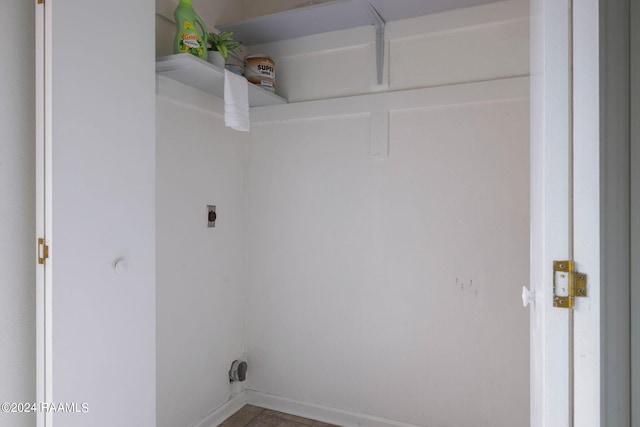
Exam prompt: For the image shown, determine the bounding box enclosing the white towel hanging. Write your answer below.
[224,69,250,132]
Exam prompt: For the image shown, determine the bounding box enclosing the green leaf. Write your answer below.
[219,31,233,41]
[206,30,242,57]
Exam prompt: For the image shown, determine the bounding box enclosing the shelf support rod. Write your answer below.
[364,1,385,85]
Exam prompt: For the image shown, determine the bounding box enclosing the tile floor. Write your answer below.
[219,405,341,427]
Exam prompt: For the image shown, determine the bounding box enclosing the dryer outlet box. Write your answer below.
[207,205,217,227]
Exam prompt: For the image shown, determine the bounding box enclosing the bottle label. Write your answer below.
[183,32,200,49]
[178,21,204,57]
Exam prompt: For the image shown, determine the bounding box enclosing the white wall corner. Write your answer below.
[193,391,249,427]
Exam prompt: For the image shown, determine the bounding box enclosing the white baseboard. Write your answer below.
[244,390,423,427]
[193,391,249,427]
[193,389,424,427]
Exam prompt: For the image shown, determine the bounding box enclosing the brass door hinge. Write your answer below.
[553,260,587,308]
[37,0,44,4]
[38,238,49,264]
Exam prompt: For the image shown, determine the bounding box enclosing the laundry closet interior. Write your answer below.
[152,1,530,426]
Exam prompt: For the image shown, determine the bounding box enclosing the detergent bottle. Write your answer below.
[173,0,207,59]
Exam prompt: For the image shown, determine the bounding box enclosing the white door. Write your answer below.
[35,0,157,426]
[530,0,630,426]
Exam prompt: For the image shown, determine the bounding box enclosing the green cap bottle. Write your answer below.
[173,0,208,59]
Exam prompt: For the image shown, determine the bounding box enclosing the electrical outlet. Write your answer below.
[207,205,216,228]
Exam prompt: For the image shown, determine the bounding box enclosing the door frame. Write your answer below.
[35,0,53,426]
[530,0,631,425]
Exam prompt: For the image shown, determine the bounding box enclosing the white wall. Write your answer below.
[154,2,530,426]
[245,3,530,426]
[0,1,36,426]
[156,95,249,427]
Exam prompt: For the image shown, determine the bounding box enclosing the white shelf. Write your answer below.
[217,0,500,85]
[218,0,384,83]
[217,0,499,45]
[155,54,287,107]
[217,0,372,46]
